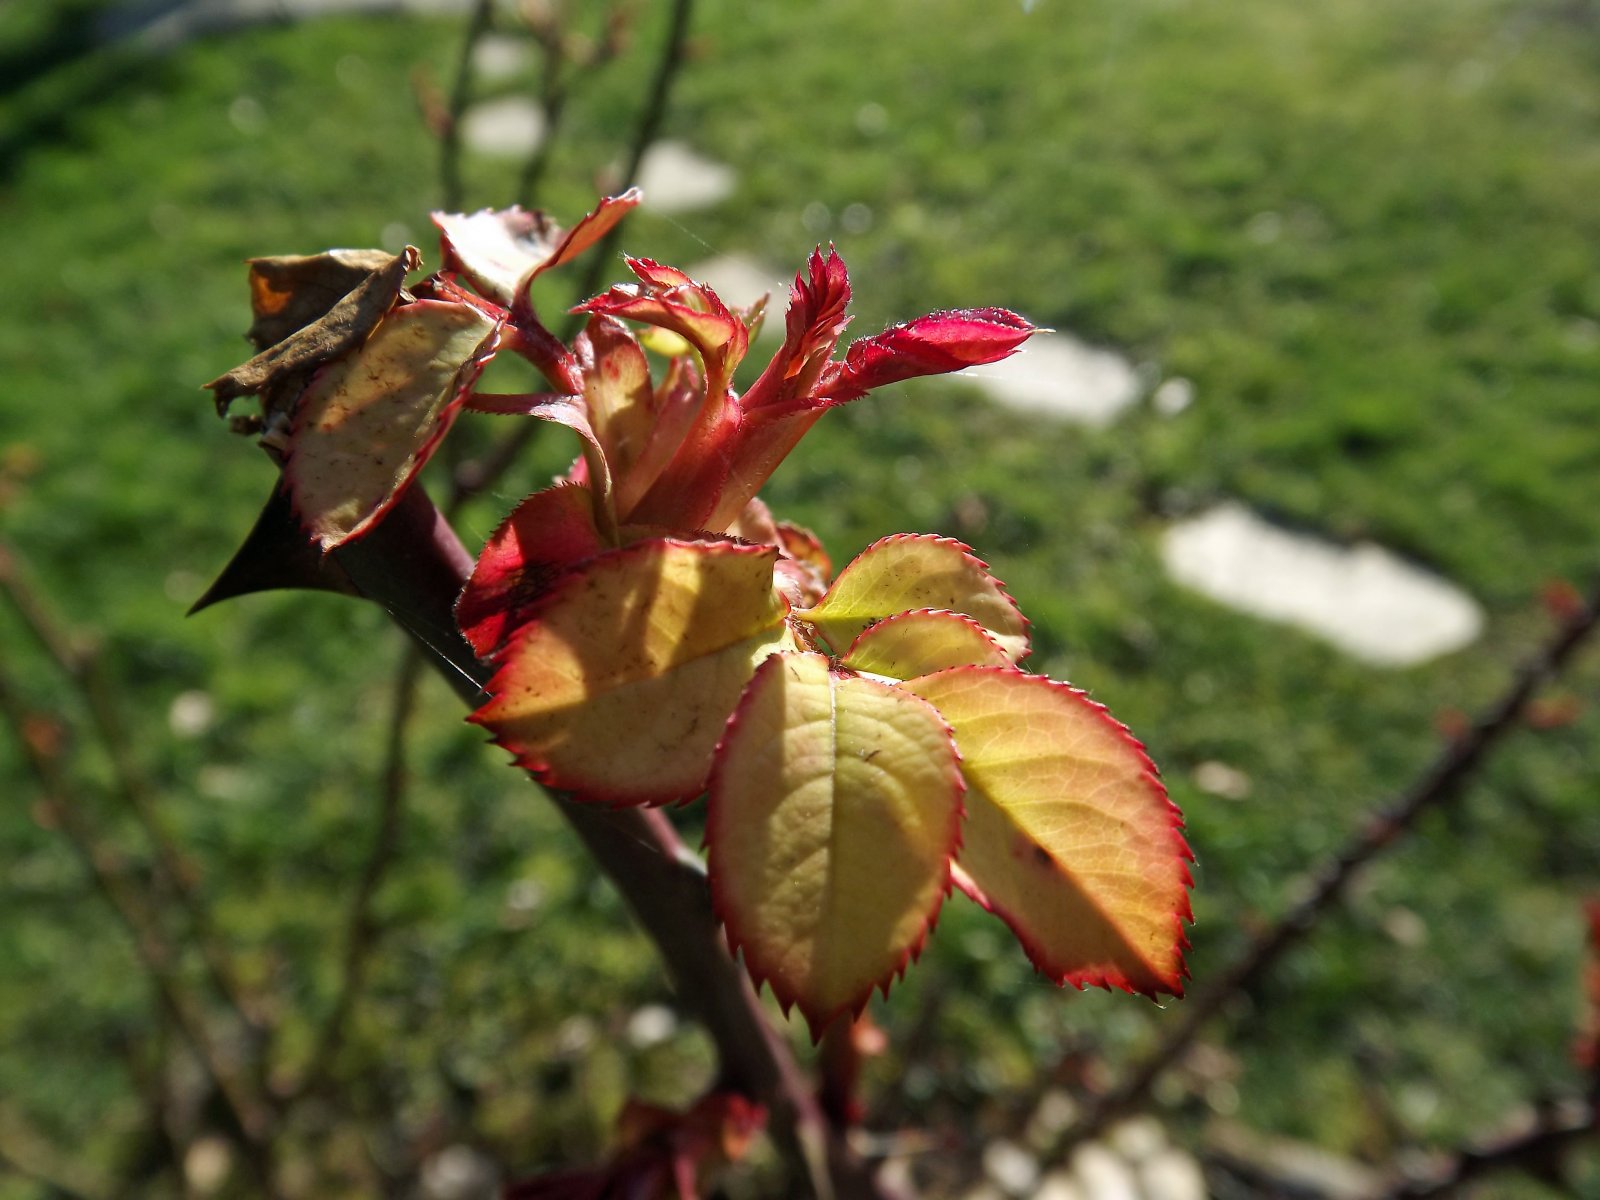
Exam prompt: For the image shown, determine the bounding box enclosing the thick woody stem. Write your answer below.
[331,485,899,1200]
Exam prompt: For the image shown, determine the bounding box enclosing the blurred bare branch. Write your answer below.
[1059,571,1600,1152]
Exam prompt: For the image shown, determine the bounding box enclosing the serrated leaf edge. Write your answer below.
[468,537,784,807]
[706,654,967,1039]
[798,532,1032,662]
[918,665,1193,1000]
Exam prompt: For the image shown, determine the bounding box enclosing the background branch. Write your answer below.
[1058,572,1600,1151]
[1376,1096,1597,1200]
[0,664,280,1194]
[0,540,264,1037]
[449,0,697,513]
[292,642,424,1101]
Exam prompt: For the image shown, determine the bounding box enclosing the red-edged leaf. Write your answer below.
[470,539,791,805]
[577,256,749,390]
[795,534,1030,661]
[574,314,669,518]
[432,190,639,306]
[842,609,1011,679]
[821,307,1036,404]
[904,667,1192,998]
[464,390,619,536]
[285,299,499,548]
[708,652,964,1038]
[456,483,606,657]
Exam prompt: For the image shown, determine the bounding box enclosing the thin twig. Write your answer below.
[448,0,697,514]
[512,27,572,209]
[0,667,280,1193]
[439,0,495,213]
[0,1103,108,1200]
[1376,1096,1597,1199]
[0,540,265,1035]
[294,642,424,1098]
[1057,574,1600,1153]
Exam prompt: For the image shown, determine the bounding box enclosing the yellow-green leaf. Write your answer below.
[795,534,1029,661]
[904,667,1191,998]
[286,300,499,548]
[841,609,1012,679]
[709,653,964,1037]
[470,539,791,805]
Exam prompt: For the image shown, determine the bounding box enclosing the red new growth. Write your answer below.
[213,190,1192,1036]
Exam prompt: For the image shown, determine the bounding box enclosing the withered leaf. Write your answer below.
[206,246,420,416]
[245,247,398,350]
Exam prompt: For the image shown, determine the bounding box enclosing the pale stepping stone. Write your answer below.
[961,331,1140,426]
[686,254,792,339]
[634,140,737,213]
[1162,502,1484,666]
[461,95,545,158]
[471,34,532,83]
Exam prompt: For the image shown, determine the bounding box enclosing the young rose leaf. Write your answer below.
[577,256,750,389]
[904,668,1191,997]
[576,315,661,511]
[456,483,606,657]
[820,307,1036,404]
[841,609,1011,679]
[285,299,500,548]
[796,534,1029,660]
[433,190,640,306]
[471,539,791,805]
[709,653,964,1037]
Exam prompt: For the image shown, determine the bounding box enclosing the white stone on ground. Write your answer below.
[686,254,792,339]
[1069,1143,1141,1200]
[961,331,1140,426]
[461,95,546,158]
[1138,1147,1207,1200]
[1162,502,1483,666]
[1032,1172,1084,1200]
[1152,376,1194,416]
[625,1003,678,1048]
[634,140,737,213]
[982,1139,1040,1195]
[471,34,531,82]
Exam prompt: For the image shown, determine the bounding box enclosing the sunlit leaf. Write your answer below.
[709,653,964,1036]
[456,483,606,656]
[577,256,749,388]
[904,668,1191,997]
[796,534,1029,660]
[433,190,639,306]
[284,299,499,548]
[821,307,1036,403]
[842,609,1011,679]
[471,539,791,805]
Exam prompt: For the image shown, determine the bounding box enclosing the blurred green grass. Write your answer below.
[2,0,1598,1194]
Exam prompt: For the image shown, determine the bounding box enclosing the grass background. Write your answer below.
[2,0,1599,1194]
